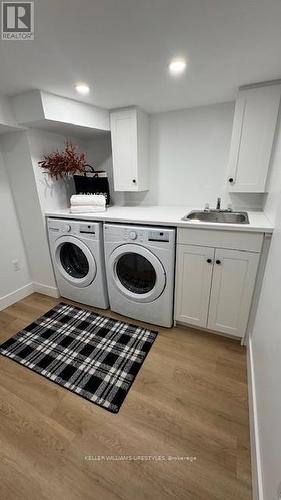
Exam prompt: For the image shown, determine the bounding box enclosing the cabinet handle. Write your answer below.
[132,179,136,184]
[228,177,234,183]
[216,259,221,265]
[207,258,212,264]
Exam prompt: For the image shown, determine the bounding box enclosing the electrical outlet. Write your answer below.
[12,259,20,272]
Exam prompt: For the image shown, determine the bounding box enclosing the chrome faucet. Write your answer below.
[204,197,233,212]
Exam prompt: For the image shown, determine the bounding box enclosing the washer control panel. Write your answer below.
[129,231,137,240]
[47,218,99,239]
[48,221,72,233]
[79,223,96,234]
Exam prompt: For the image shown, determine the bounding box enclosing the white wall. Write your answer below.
[0,96,22,133]
[27,128,80,212]
[1,131,58,294]
[264,115,281,225]
[250,117,281,500]
[28,129,124,210]
[123,102,264,210]
[85,135,124,206]
[0,147,31,309]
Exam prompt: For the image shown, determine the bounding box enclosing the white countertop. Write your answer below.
[44,206,274,233]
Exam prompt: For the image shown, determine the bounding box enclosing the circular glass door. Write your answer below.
[108,244,166,303]
[60,243,89,279]
[116,253,156,294]
[54,236,97,288]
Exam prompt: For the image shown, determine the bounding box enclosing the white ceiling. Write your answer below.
[0,0,281,113]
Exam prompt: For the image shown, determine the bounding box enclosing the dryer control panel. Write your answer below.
[124,228,145,242]
[123,228,170,242]
[148,231,170,242]
[104,223,175,248]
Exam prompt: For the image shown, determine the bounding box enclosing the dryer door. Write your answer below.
[108,244,166,303]
[54,236,97,288]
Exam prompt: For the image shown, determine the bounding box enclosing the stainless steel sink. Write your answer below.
[182,210,249,224]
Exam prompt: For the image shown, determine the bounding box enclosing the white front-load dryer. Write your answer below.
[47,218,109,309]
[104,224,176,327]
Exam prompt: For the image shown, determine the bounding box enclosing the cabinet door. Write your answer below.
[175,245,214,328]
[227,84,281,192]
[208,249,259,337]
[110,109,138,191]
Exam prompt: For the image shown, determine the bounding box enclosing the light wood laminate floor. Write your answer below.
[0,293,252,500]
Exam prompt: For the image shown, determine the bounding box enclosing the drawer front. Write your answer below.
[177,228,263,253]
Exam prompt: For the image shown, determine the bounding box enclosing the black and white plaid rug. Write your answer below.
[0,303,158,413]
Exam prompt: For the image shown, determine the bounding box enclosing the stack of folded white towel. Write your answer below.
[70,194,106,213]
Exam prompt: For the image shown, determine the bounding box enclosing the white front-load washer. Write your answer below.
[47,218,109,309]
[104,224,176,327]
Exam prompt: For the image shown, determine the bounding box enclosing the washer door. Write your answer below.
[54,236,97,288]
[108,244,166,303]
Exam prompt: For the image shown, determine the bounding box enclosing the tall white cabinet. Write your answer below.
[110,107,149,192]
[175,229,263,338]
[227,83,281,192]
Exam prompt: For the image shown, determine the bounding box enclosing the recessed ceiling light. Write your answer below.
[168,58,187,76]
[75,83,90,95]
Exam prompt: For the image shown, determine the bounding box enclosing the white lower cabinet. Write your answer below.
[176,243,260,338]
[207,248,260,337]
[176,245,215,328]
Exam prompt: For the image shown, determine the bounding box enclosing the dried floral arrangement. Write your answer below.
[38,140,86,179]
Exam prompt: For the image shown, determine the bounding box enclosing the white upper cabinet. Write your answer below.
[227,83,281,192]
[110,107,149,192]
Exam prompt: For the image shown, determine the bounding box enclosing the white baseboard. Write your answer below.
[247,338,264,500]
[32,282,60,298]
[0,282,60,312]
[0,283,34,311]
